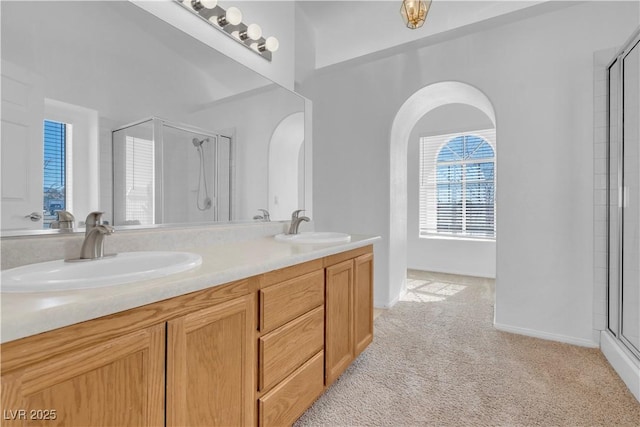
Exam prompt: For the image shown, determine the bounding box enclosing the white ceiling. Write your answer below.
[297,0,574,69]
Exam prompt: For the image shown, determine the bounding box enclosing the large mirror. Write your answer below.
[1,0,306,234]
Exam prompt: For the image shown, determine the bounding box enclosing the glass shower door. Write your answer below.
[113,118,233,226]
[161,123,232,224]
[621,38,640,354]
[216,135,232,222]
[608,57,621,336]
[608,31,640,359]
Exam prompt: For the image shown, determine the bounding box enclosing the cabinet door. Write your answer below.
[166,294,256,427]
[354,252,374,356]
[1,325,165,427]
[325,260,354,386]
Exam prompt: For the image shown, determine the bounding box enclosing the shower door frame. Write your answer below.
[606,27,640,360]
[112,116,234,226]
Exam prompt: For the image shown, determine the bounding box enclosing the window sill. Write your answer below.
[419,234,495,243]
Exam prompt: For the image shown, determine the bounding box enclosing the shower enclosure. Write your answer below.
[607,29,640,361]
[112,118,232,226]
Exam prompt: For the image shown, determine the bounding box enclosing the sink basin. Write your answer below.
[275,232,351,244]
[1,251,202,293]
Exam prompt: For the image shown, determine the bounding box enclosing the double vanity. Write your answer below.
[1,1,375,423]
[0,227,378,426]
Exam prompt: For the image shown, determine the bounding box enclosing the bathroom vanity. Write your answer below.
[0,237,377,426]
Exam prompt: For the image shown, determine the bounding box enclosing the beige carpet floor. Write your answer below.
[295,271,640,426]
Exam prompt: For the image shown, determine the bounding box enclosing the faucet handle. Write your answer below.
[85,211,104,227]
[56,210,75,222]
[53,210,75,230]
[291,209,305,219]
[258,209,270,220]
[253,209,271,221]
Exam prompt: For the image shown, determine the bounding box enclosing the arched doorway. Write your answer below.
[388,82,497,302]
[268,112,305,219]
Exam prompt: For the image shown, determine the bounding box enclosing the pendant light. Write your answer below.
[400,0,431,29]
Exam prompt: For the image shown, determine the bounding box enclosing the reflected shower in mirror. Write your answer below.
[0,0,306,234]
[113,118,233,227]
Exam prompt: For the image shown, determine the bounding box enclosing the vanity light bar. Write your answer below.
[175,0,279,62]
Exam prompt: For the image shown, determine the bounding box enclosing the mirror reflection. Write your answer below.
[113,118,233,226]
[1,0,305,234]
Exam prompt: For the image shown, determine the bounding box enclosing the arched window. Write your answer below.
[419,129,495,239]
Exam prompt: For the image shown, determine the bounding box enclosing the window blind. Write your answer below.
[125,136,154,225]
[43,120,66,227]
[419,129,496,239]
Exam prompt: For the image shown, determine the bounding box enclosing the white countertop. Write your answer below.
[0,234,380,343]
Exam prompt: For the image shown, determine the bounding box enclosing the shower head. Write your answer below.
[192,137,210,148]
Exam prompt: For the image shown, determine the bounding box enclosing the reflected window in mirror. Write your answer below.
[43,120,69,229]
[43,98,100,228]
[124,136,155,226]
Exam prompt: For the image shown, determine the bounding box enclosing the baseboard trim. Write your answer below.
[601,330,640,402]
[374,289,404,309]
[407,265,496,280]
[494,322,598,348]
[388,291,402,308]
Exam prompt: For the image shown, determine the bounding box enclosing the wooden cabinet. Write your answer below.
[259,306,324,392]
[259,269,324,333]
[1,325,165,427]
[259,351,325,427]
[324,246,374,387]
[0,245,374,427]
[325,259,354,386]
[257,260,326,427]
[1,279,257,427]
[166,294,256,427]
[354,252,374,356]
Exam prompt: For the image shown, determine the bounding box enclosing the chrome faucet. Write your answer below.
[253,209,271,222]
[50,210,75,229]
[79,212,115,260]
[288,210,310,235]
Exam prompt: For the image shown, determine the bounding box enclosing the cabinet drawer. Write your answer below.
[260,270,324,333]
[259,351,324,427]
[259,306,324,391]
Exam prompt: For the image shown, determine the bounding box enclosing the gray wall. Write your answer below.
[299,1,640,345]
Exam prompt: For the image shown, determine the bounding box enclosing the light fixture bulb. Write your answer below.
[190,0,216,11]
[181,0,274,61]
[225,7,242,26]
[265,36,279,52]
[245,24,262,41]
[200,0,217,9]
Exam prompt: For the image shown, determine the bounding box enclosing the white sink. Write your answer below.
[1,251,202,293]
[275,232,351,244]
